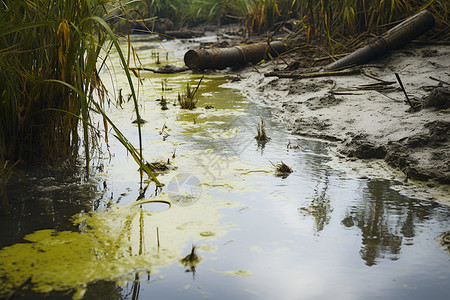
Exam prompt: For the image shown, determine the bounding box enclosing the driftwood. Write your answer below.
[325,10,435,71]
[429,76,450,86]
[184,41,286,70]
[130,64,189,74]
[165,30,204,39]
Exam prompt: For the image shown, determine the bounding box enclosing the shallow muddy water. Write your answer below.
[1,36,449,300]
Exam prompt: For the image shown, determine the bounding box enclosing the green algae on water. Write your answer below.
[0,193,235,298]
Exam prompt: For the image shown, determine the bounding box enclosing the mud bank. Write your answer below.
[233,44,449,200]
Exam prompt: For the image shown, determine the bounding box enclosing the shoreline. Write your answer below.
[231,43,449,204]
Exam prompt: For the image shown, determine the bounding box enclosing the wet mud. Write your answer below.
[235,44,450,200]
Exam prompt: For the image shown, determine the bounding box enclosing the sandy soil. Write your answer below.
[231,43,450,203]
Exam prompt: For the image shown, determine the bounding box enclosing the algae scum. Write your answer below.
[1,36,450,300]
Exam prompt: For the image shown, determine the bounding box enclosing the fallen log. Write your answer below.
[184,41,286,70]
[165,30,204,39]
[130,64,189,74]
[324,10,435,71]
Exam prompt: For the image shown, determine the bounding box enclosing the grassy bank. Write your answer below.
[0,0,159,213]
[128,0,448,40]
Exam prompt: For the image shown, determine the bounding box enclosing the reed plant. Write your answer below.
[178,76,204,109]
[255,118,270,142]
[133,0,449,45]
[296,0,449,49]
[0,0,160,212]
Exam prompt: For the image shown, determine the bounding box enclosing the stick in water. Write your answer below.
[395,73,416,110]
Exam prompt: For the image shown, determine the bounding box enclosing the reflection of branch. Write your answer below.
[310,173,332,232]
[139,207,145,256]
[131,272,140,300]
[343,180,425,266]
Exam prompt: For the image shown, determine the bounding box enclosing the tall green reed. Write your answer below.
[297,0,449,50]
[111,0,449,42]
[0,0,160,212]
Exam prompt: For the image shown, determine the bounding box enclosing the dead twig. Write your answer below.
[429,76,450,86]
[395,73,419,111]
[266,64,384,79]
[265,66,361,79]
[362,69,392,84]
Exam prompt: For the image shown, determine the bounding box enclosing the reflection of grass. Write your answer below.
[180,244,201,274]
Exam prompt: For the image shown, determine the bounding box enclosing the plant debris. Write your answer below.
[255,119,270,143]
[271,161,293,178]
[178,76,204,109]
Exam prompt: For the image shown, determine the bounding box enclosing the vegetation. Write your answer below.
[0,0,160,212]
[128,0,448,41]
[178,76,204,109]
[1,0,448,212]
[255,119,270,142]
[271,160,293,177]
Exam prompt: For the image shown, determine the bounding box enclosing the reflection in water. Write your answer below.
[342,179,443,266]
[295,139,334,234]
[0,192,230,297]
[2,36,450,299]
[131,272,140,300]
[0,166,103,249]
[299,169,333,233]
[180,245,201,277]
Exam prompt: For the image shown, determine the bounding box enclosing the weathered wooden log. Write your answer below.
[324,10,435,71]
[184,41,287,70]
[130,65,189,74]
[165,30,204,39]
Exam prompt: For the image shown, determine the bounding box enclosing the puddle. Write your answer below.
[1,35,449,300]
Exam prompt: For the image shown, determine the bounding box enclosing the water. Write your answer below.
[1,35,449,300]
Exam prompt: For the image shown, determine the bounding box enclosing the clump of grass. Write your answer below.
[178,76,204,109]
[255,119,271,142]
[161,79,172,92]
[160,96,169,110]
[143,161,170,174]
[271,160,293,178]
[178,92,196,109]
[152,51,160,64]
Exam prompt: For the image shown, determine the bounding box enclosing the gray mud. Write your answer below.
[233,44,450,201]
